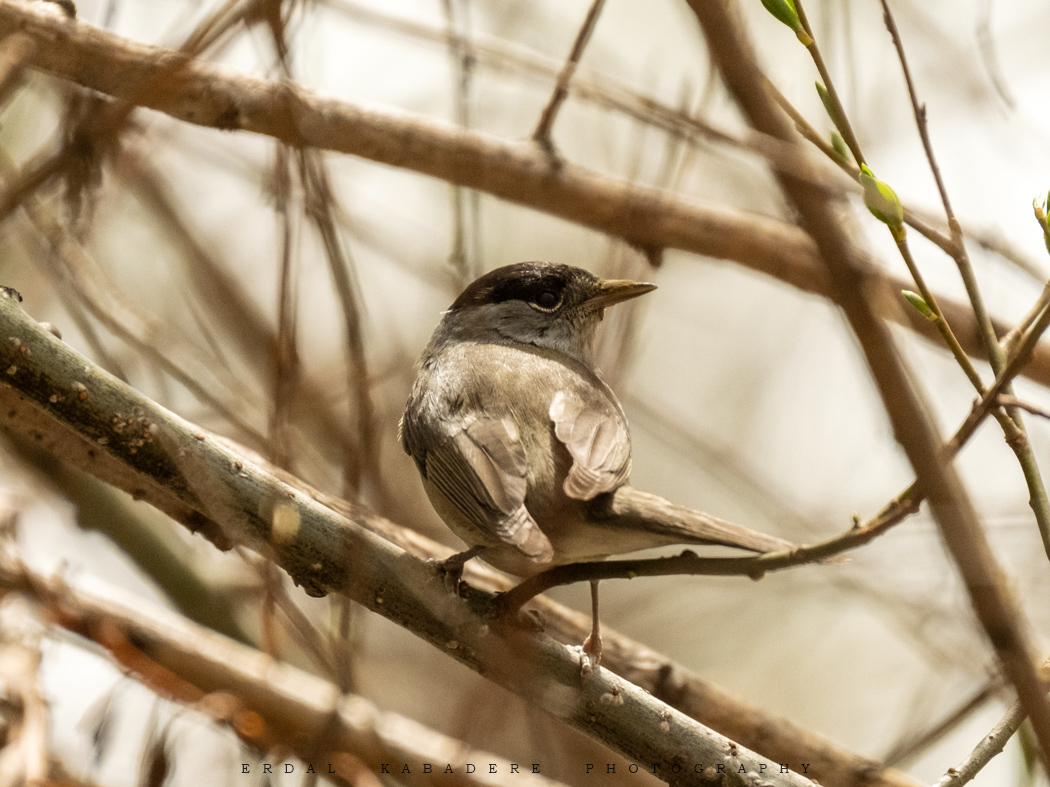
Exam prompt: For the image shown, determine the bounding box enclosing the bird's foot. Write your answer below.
[579,630,603,680]
[428,545,484,595]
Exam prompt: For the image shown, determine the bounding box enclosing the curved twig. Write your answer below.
[498,493,916,613]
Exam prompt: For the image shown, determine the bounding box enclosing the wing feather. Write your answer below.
[423,415,552,561]
[550,390,631,501]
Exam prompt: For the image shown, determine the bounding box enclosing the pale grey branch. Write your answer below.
[0,287,817,786]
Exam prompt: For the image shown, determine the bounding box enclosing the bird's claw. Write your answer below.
[428,545,484,596]
[579,631,602,679]
[427,556,466,595]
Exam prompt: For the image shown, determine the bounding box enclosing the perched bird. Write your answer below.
[400,262,793,661]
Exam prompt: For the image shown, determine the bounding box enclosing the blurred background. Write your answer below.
[1,0,1050,784]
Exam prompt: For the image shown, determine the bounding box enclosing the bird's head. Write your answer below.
[435,262,656,364]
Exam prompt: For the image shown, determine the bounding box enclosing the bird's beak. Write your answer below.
[583,278,657,312]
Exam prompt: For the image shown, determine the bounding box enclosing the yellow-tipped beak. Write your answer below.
[583,279,657,312]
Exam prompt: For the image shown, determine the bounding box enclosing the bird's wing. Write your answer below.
[423,414,553,562]
[550,390,632,501]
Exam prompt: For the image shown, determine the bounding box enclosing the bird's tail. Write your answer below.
[589,485,797,553]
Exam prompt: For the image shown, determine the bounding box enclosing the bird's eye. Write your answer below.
[532,290,561,311]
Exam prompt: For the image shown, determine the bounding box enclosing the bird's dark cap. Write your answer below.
[449,262,599,311]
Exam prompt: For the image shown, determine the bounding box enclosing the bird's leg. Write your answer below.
[429,545,485,594]
[580,579,603,675]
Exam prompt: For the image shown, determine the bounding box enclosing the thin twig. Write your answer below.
[441,0,478,282]
[974,0,1015,109]
[0,147,71,225]
[892,237,1028,463]
[879,0,1050,559]
[999,278,1050,362]
[932,702,1029,787]
[878,1,954,227]
[998,395,1050,422]
[505,320,1050,610]
[0,152,271,443]
[263,11,384,502]
[532,0,607,149]
[949,290,1050,458]
[331,596,357,693]
[113,148,369,491]
[269,145,301,470]
[685,0,1050,766]
[767,78,1017,269]
[15,214,129,380]
[299,152,377,497]
[794,0,865,166]
[883,678,1000,766]
[894,237,986,391]
[498,493,917,613]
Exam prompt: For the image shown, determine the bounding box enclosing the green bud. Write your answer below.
[830,130,850,162]
[1037,196,1050,255]
[815,81,832,114]
[815,81,848,140]
[859,164,904,228]
[760,0,812,44]
[902,290,936,321]
[760,0,800,29]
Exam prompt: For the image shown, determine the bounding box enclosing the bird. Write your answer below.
[400,262,794,664]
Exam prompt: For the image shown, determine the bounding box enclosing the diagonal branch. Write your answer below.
[0,555,571,787]
[0,284,922,786]
[683,0,1050,768]
[878,0,1050,559]
[0,286,819,786]
[932,696,1034,787]
[532,0,607,148]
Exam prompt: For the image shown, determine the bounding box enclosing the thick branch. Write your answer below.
[0,287,818,785]
[0,558,568,787]
[2,0,1050,390]
[0,288,921,785]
